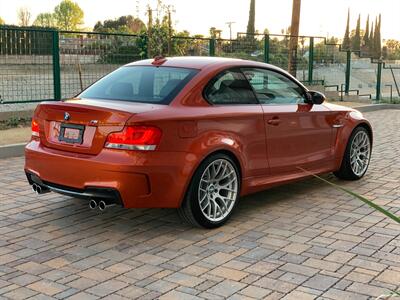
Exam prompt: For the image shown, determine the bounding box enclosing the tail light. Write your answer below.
[105,126,162,151]
[31,119,40,138]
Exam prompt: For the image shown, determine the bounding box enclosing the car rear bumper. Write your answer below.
[26,171,124,205]
[25,140,195,208]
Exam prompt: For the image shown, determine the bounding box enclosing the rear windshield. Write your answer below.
[79,66,198,104]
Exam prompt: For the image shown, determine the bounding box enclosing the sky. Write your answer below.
[0,0,399,40]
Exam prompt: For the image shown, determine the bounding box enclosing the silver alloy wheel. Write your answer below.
[350,130,371,176]
[198,159,238,222]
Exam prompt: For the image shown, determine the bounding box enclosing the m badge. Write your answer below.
[64,112,71,121]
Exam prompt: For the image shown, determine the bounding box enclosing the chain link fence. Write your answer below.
[1,26,399,105]
[0,27,54,103]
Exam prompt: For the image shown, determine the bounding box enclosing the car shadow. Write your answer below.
[38,173,342,240]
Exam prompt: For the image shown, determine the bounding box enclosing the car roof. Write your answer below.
[125,56,281,71]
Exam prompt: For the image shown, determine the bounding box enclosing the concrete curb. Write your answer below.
[0,143,26,159]
[354,104,400,112]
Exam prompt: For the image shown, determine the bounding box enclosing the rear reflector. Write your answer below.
[31,119,40,137]
[105,126,162,151]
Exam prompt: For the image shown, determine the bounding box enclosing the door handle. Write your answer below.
[267,117,280,126]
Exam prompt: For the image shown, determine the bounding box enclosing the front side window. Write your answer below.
[242,68,306,105]
[204,69,258,104]
[79,66,198,104]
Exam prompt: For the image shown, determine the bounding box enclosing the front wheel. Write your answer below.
[178,154,240,228]
[334,127,371,180]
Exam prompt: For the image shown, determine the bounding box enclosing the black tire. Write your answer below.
[178,153,240,228]
[334,126,371,180]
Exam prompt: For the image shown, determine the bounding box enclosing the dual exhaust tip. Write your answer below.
[32,183,50,195]
[32,183,115,211]
[89,199,115,211]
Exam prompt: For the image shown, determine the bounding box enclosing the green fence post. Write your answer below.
[376,61,382,101]
[52,30,61,100]
[345,51,351,95]
[264,34,270,63]
[209,38,216,56]
[308,37,314,85]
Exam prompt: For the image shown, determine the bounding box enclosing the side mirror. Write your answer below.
[307,90,326,104]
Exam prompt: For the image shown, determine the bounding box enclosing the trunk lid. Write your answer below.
[36,98,163,155]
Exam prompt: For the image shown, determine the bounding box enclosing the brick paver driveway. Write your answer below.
[0,110,399,300]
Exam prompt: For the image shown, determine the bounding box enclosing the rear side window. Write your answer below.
[79,66,198,104]
[204,69,258,104]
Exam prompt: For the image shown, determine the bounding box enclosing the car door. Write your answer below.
[203,68,269,178]
[242,67,334,175]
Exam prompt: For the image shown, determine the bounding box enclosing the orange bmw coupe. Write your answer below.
[25,57,372,228]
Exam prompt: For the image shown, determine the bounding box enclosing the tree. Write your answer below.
[0,17,4,25]
[33,13,56,27]
[384,39,400,59]
[288,0,301,77]
[209,27,222,39]
[374,14,382,58]
[385,39,400,51]
[54,0,84,30]
[94,16,145,33]
[17,7,31,26]
[363,15,369,46]
[350,29,365,40]
[209,27,216,38]
[369,21,374,55]
[148,15,169,57]
[127,16,146,33]
[246,0,255,35]
[143,1,176,57]
[342,9,351,50]
[244,0,257,53]
[351,14,361,51]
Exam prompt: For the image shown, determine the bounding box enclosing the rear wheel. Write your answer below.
[178,154,240,228]
[334,127,371,180]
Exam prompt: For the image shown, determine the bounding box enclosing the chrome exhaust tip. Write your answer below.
[36,185,42,194]
[98,200,115,211]
[89,199,98,209]
[32,183,50,195]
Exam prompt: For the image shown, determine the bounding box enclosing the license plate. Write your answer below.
[59,123,84,144]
